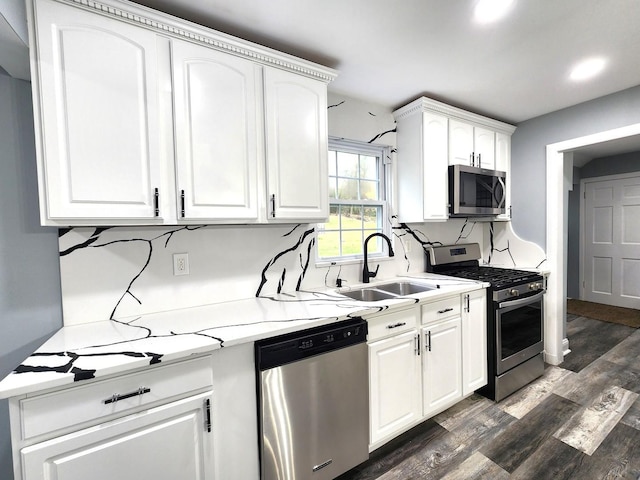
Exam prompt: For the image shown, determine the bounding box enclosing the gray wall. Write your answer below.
[0,74,62,478]
[566,151,640,298]
[510,85,640,250]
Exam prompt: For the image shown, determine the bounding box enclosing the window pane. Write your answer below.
[342,229,363,256]
[363,206,382,230]
[328,150,337,177]
[328,177,337,199]
[360,180,379,200]
[337,151,358,177]
[341,204,363,228]
[337,178,359,200]
[360,155,378,180]
[317,231,340,258]
[323,205,339,230]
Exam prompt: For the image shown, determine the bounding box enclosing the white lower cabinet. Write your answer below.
[369,330,422,447]
[462,289,488,395]
[21,392,213,480]
[421,313,462,417]
[10,356,214,480]
[366,289,487,450]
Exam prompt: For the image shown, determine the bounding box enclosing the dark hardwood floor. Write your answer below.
[338,315,640,479]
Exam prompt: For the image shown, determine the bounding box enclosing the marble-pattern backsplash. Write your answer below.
[57,93,547,326]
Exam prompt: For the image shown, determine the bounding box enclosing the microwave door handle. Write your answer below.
[496,177,506,208]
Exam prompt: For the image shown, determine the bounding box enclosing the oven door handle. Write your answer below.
[498,291,544,309]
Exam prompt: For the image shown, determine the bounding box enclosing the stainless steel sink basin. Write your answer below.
[375,281,436,295]
[339,288,397,301]
[339,280,435,302]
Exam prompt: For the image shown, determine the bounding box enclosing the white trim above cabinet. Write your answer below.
[26,0,337,226]
[393,97,515,223]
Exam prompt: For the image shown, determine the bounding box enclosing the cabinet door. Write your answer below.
[21,393,213,480]
[422,317,462,417]
[172,39,260,221]
[422,112,449,221]
[448,120,474,166]
[33,0,162,222]
[474,127,495,170]
[495,132,511,220]
[264,67,329,221]
[369,331,422,446]
[462,290,488,395]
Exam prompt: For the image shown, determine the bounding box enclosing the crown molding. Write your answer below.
[393,96,516,134]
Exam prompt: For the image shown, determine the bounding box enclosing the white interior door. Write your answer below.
[583,173,640,309]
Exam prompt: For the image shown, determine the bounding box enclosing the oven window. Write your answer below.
[499,302,543,360]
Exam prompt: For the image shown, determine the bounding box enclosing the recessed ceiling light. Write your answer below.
[570,58,606,81]
[474,0,514,23]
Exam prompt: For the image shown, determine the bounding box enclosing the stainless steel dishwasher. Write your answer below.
[255,318,369,480]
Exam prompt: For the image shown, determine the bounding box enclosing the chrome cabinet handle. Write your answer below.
[386,322,407,329]
[464,294,470,313]
[437,307,453,314]
[425,331,432,352]
[270,194,276,218]
[414,335,420,356]
[104,387,150,405]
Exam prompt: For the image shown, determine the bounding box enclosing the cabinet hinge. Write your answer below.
[205,398,212,433]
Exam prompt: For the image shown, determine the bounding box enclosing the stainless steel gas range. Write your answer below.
[425,243,545,402]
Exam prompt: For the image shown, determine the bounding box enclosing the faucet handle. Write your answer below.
[370,264,380,279]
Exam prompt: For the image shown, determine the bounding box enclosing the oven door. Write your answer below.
[495,291,544,375]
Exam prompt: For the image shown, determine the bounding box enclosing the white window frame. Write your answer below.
[316,137,392,264]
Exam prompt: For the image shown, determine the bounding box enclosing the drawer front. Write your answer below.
[21,356,212,440]
[367,307,417,342]
[422,296,461,324]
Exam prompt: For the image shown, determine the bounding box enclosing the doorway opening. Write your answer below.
[545,124,640,365]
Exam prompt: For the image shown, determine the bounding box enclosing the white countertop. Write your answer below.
[0,274,484,399]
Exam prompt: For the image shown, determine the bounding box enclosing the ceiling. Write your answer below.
[131,0,640,125]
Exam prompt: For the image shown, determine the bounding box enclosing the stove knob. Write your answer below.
[509,289,519,296]
[529,282,542,291]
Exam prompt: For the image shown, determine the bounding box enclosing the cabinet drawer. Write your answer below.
[367,307,417,342]
[422,296,460,324]
[20,356,212,440]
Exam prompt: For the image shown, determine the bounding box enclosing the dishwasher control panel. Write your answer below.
[255,318,367,371]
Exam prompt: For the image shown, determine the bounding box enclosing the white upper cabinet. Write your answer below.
[27,0,336,226]
[449,120,496,169]
[473,126,496,170]
[448,120,474,166]
[393,97,515,222]
[32,0,163,222]
[264,67,329,221]
[172,39,260,221]
[494,132,512,220]
[395,110,449,222]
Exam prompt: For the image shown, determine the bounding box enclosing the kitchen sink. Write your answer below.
[340,288,397,302]
[339,281,436,302]
[375,281,436,296]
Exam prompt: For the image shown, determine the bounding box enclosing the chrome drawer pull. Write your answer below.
[387,322,407,329]
[103,387,151,405]
[437,307,453,314]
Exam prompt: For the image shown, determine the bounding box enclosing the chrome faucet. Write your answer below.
[362,233,395,283]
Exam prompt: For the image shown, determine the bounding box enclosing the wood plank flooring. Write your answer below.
[337,315,640,479]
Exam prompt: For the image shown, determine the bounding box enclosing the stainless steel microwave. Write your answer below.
[448,164,506,217]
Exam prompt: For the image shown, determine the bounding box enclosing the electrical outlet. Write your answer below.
[173,253,190,276]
